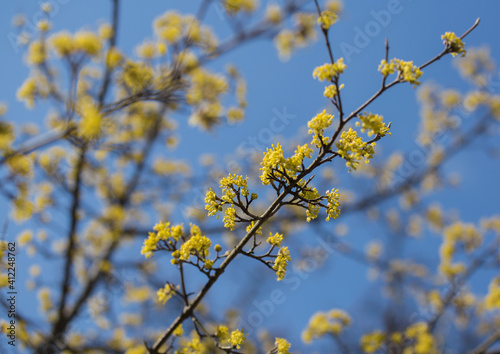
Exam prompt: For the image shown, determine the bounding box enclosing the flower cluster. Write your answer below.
[259,143,313,185]
[220,173,249,201]
[272,246,291,281]
[323,83,344,99]
[442,32,466,57]
[229,329,246,349]
[50,31,102,58]
[187,70,228,105]
[379,58,423,86]
[122,61,154,93]
[141,221,182,258]
[360,330,386,353]
[205,188,221,218]
[205,173,252,230]
[223,206,237,231]
[335,128,376,171]
[439,222,482,278]
[485,277,500,310]
[404,322,438,354]
[216,326,247,349]
[356,112,391,137]
[302,309,351,344]
[317,10,338,30]
[246,221,263,235]
[325,189,341,221]
[224,0,258,15]
[176,224,211,263]
[157,283,175,305]
[299,187,321,222]
[312,58,346,81]
[205,174,252,231]
[17,76,50,108]
[308,109,334,147]
[260,143,285,184]
[267,232,284,247]
[275,338,292,354]
[77,96,103,140]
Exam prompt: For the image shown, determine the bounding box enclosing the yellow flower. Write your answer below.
[313,58,346,81]
[74,31,102,56]
[485,277,500,310]
[229,329,246,349]
[335,128,375,171]
[267,232,284,247]
[154,11,183,43]
[325,189,341,221]
[356,112,390,137]
[324,83,344,99]
[302,309,351,343]
[50,31,74,56]
[223,206,237,231]
[78,96,103,140]
[273,246,291,281]
[442,32,466,57]
[227,107,245,123]
[317,10,338,30]
[275,338,292,354]
[360,330,386,353]
[27,41,47,65]
[157,284,174,305]
[225,0,258,14]
[37,20,51,32]
[266,5,282,24]
[99,23,114,40]
[308,109,334,147]
[274,30,295,60]
[379,58,423,86]
[179,234,211,260]
[122,61,154,93]
[136,41,156,59]
[105,47,122,68]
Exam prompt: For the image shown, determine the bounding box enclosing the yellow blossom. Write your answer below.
[274,30,295,60]
[50,31,74,57]
[273,246,291,281]
[99,23,114,40]
[442,32,466,57]
[74,31,102,56]
[123,61,154,93]
[275,338,292,354]
[223,206,237,231]
[154,11,183,43]
[325,189,341,221]
[313,58,346,81]
[267,232,284,247]
[356,112,391,137]
[317,10,338,30]
[78,96,103,140]
[105,47,122,68]
[324,83,344,99]
[27,41,47,65]
[266,5,282,24]
[336,128,375,171]
[179,234,211,260]
[225,0,258,14]
[229,329,246,349]
[302,309,351,343]
[360,330,386,353]
[308,109,334,147]
[157,283,175,305]
[37,20,51,32]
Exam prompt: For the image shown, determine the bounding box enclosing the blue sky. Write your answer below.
[1,0,500,352]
